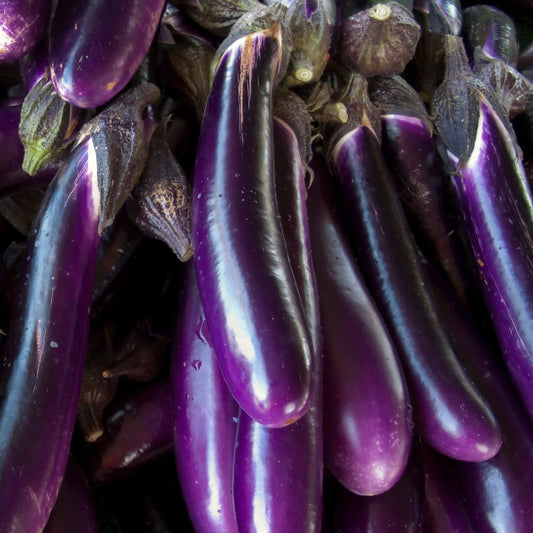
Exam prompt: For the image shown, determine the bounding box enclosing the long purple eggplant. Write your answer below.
[171,261,239,533]
[43,455,99,533]
[191,19,314,427]
[232,104,323,532]
[0,0,51,62]
[432,35,533,424]
[49,0,166,108]
[0,137,101,532]
[307,153,412,496]
[325,74,502,462]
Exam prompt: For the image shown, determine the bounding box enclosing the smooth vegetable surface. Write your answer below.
[191,22,314,428]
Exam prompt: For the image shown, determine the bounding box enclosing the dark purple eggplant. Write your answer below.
[232,101,323,532]
[368,74,480,312]
[432,35,533,425]
[307,153,412,496]
[0,137,101,532]
[49,0,166,108]
[325,74,502,462]
[0,0,52,63]
[333,437,425,533]
[43,455,99,533]
[191,18,314,428]
[81,378,174,489]
[171,261,239,533]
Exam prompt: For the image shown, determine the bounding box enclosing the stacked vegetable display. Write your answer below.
[0,0,532,531]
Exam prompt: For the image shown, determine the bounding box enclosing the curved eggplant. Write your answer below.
[0,0,52,63]
[171,261,239,533]
[191,23,313,427]
[232,112,323,532]
[328,119,502,462]
[0,137,101,532]
[49,0,166,108]
[433,35,533,424]
[307,153,412,496]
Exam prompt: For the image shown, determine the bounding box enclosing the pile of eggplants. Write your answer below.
[0,0,532,531]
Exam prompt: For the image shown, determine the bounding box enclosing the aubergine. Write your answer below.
[49,0,166,108]
[307,153,412,496]
[232,108,323,532]
[171,261,239,533]
[0,0,52,63]
[432,35,533,424]
[325,79,502,462]
[191,19,314,428]
[0,137,101,532]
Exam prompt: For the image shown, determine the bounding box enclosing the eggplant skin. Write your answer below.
[49,0,166,108]
[0,139,101,533]
[192,27,313,428]
[0,0,51,63]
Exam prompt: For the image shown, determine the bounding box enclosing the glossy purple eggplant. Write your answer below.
[368,74,478,311]
[81,378,174,489]
[43,456,99,533]
[327,95,502,462]
[49,0,166,108]
[423,248,533,532]
[191,21,313,428]
[0,0,52,63]
[232,109,323,532]
[307,153,412,496]
[433,35,533,424]
[333,437,425,533]
[171,261,239,533]
[0,137,101,532]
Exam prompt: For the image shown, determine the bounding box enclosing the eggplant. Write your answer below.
[0,0,52,63]
[80,378,174,489]
[43,456,99,533]
[232,101,323,532]
[307,153,412,496]
[333,438,425,533]
[325,73,502,462]
[171,261,239,533]
[191,16,314,427]
[49,0,166,108]
[432,35,533,424]
[0,137,101,532]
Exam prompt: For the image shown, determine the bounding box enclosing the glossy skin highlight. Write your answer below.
[330,125,502,462]
[191,28,313,428]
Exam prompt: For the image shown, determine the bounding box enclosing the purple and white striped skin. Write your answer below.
[43,456,99,533]
[171,261,239,533]
[191,23,314,428]
[328,122,502,463]
[0,138,101,533]
[307,153,412,496]
[0,0,51,62]
[433,35,533,424]
[333,439,425,533]
[424,234,533,532]
[49,0,166,108]
[81,378,174,489]
[232,116,323,532]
